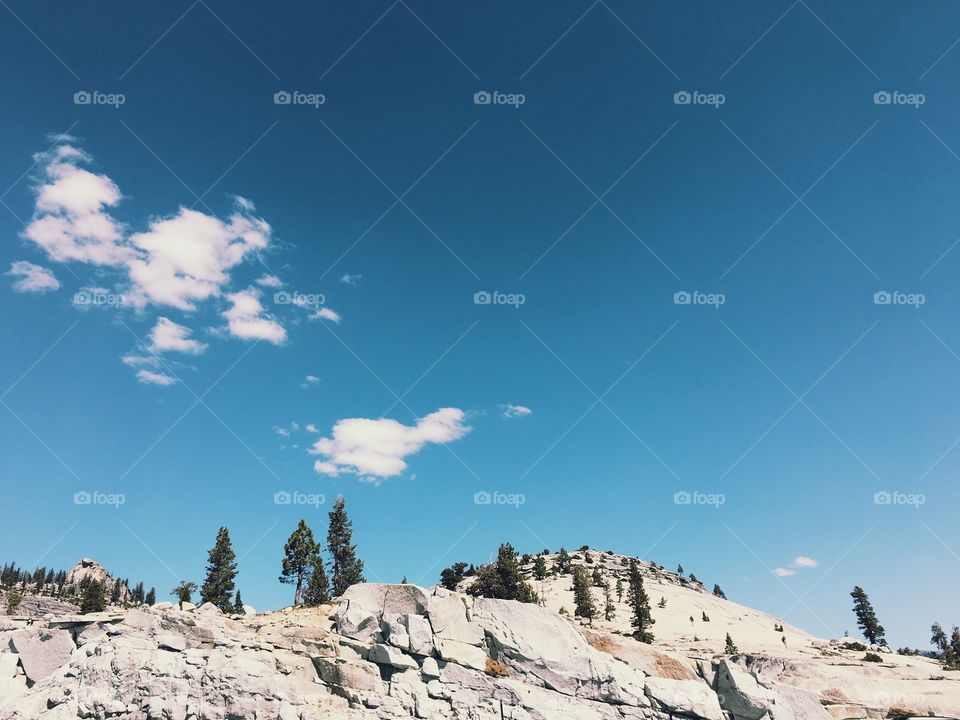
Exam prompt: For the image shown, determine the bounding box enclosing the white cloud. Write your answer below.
[255,274,282,288]
[340,273,362,285]
[304,375,320,385]
[7,261,60,293]
[23,144,130,266]
[148,317,207,355]
[773,568,796,577]
[500,403,532,419]
[792,555,818,569]
[305,423,318,433]
[310,307,341,324]
[136,369,176,386]
[122,353,160,368]
[310,407,470,480]
[223,288,286,344]
[22,140,273,313]
[275,426,290,437]
[125,203,270,311]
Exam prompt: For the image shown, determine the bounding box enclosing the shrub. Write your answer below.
[842,641,867,651]
[863,652,882,663]
[484,658,509,677]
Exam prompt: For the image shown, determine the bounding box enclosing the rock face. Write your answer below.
[0,580,956,719]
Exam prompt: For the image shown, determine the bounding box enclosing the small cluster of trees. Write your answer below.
[169,496,366,612]
[930,623,960,669]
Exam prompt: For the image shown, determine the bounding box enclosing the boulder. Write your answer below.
[420,656,440,679]
[9,628,74,683]
[717,659,777,720]
[435,637,487,672]
[242,604,257,616]
[156,633,187,652]
[403,613,434,656]
[196,602,222,616]
[644,678,724,720]
[370,643,418,670]
[334,584,429,643]
[427,590,484,646]
[313,656,386,694]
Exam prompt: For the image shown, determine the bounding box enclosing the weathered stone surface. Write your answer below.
[9,628,74,683]
[427,589,484,646]
[435,637,487,671]
[645,678,723,720]
[371,642,418,669]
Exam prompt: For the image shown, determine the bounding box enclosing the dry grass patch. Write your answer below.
[484,657,509,677]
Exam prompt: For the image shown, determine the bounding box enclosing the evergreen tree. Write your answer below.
[951,627,960,666]
[591,567,604,587]
[80,580,107,614]
[303,556,330,605]
[603,581,615,621]
[5,589,22,615]
[554,548,572,574]
[327,497,365,597]
[713,584,726,599]
[702,611,710,622]
[725,633,739,654]
[677,564,684,576]
[171,581,197,608]
[615,578,623,602]
[850,586,886,645]
[280,519,319,605]
[689,573,699,584]
[467,543,536,603]
[533,556,547,580]
[133,581,145,605]
[571,566,596,624]
[145,587,156,606]
[440,562,468,591]
[110,579,122,605]
[200,527,238,612]
[658,596,667,608]
[626,560,654,642]
[233,590,244,614]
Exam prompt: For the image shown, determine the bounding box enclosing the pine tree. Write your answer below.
[145,587,156,606]
[110,579,121,605]
[571,566,596,624]
[200,527,238,612]
[677,564,684,576]
[533,556,547,580]
[554,548,571,574]
[440,562,468,591]
[850,586,885,645]
[713,584,726,599]
[603,581,615,621]
[171,581,197,608]
[615,578,623,602]
[467,543,536,602]
[5,589,22,615]
[591,567,604,587]
[951,627,960,667]
[627,560,654,642]
[80,580,107,614]
[658,596,667,608]
[702,611,710,622]
[233,590,244,614]
[327,497,365,597]
[133,581,145,605]
[725,633,739,654]
[303,556,330,605]
[280,519,319,605]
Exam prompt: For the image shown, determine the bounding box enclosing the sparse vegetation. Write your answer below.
[626,560,654,642]
[862,652,882,663]
[80,580,106,614]
[467,544,536,603]
[850,586,885,646]
[171,581,197,608]
[724,633,739,655]
[484,657,509,677]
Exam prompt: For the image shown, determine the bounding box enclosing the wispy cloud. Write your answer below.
[148,317,207,355]
[223,288,286,344]
[255,274,282,288]
[310,307,341,324]
[773,567,796,577]
[773,555,818,577]
[7,261,60,293]
[340,273,362,285]
[500,403,532,419]
[136,369,176,386]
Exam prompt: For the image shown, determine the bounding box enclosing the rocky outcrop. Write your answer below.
[0,582,955,719]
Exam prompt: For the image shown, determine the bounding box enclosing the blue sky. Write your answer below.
[2,1,959,648]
